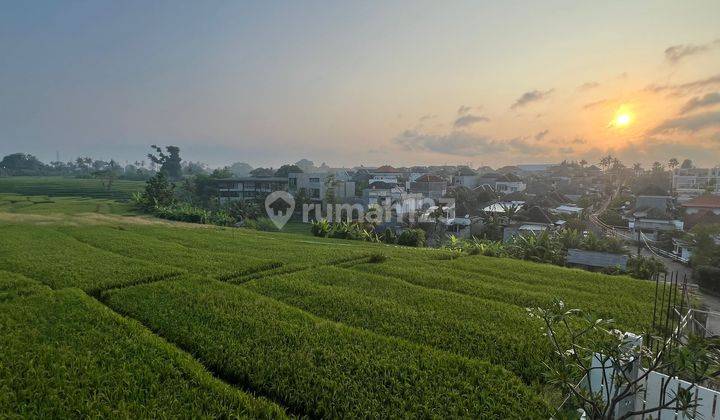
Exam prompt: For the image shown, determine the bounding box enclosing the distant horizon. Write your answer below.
[2,2,719,168]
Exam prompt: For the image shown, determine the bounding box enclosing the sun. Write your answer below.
[615,113,631,126]
[610,105,634,128]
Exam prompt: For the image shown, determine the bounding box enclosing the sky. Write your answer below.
[2,0,720,169]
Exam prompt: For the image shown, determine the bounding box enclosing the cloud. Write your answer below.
[583,98,609,109]
[680,92,720,114]
[511,89,554,109]
[577,82,600,91]
[646,74,720,96]
[572,137,587,144]
[457,105,472,115]
[453,114,490,128]
[394,130,549,156]
[664,39,720,63]
[419,114,437,121]
[534,129,549,141]
[649,110,720,134]
[559,147,574,154]
[603,137,720,166]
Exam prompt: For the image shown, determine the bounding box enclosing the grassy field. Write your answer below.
[0,176,144,199]
[0,195,659,418]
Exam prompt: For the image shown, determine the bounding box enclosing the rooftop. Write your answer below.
[682,195,720,208]
[373,165,400,173]
[414,174,444,183]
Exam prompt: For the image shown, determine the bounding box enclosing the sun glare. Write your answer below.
[610,106,634,128]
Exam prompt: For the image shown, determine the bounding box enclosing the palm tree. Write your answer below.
[599,155,613,172]
[579,159,587,168]
[632,162,642,172]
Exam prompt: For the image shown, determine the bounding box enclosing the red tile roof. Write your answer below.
[684,210,720,229]
[374,165,400,173]
[682,195,720,208]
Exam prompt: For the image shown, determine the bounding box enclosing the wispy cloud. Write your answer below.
[572,137,587,145]
[577,81,599,91]
[646,74,720,96]
[453,114,490,128]
[680,92,720,114]
[664,39,720,63]
[583,98,609,109]
[457,105,472,115]
[394,130,548,156]
[534,129,549,141]
[510,89,554,109]
[648,110,720,134]
[419,114,437,121]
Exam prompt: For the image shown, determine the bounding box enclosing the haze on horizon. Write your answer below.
[2,1,720,169]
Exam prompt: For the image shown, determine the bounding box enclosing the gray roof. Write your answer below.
[566,249,628,270]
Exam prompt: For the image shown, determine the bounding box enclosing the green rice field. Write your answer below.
[0,176,144,199]
[0,194,658,418]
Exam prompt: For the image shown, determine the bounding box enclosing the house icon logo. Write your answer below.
[265,191,295,229]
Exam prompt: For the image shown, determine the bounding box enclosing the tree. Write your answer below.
[148,145,182,179]
[651,161,664,173]
[0,153,46,176]
[135,172,175,209]
[92,159,122,191]
[249,167,275,178]
[229,162,253,177]
[210,167,233,179]
[182,161,209,175]
[75,157,93,173]
[274,164,303,177]
[579,159,588,168]
[599,155,614,172]
[323,173,337,204]
[632,162,642,172]
[668,158,679,171]
[529,300,718,419]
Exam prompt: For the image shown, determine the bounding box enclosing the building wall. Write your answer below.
[409,181,446,199]
[217,178,289,203]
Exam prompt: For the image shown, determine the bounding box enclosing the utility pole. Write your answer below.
[635,216,642,256]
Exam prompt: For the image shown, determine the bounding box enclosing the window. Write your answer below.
[310,188,320,198]
[309,177,320,183]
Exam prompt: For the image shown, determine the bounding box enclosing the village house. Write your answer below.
[409,174,447,199]
[682,195,720,229]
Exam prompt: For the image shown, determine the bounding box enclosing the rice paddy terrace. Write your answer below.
[0,193,657,418]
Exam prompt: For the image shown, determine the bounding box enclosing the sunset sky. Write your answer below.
[2,1,720,168]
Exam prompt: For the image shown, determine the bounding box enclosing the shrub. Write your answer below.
[311,219,331,237]
[209,210,236,227]
[254,217,279,232]
[367,253,387,263]
[153,203,210,224]
[695,265,720,294]
[397,229,426,247]
[381,228,397,244]
[626,255,666,280]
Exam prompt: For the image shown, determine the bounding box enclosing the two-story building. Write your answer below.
[288,171,355,202]
[216,177,289,204]
[673,166,720,202]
